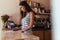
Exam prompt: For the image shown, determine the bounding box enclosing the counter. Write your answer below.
[2,30,39,40]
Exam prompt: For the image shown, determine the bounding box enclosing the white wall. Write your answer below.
[0,0,20,16]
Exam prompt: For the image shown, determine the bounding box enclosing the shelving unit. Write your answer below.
[36,13,50,15]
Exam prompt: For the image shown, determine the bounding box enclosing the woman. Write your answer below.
[19,1,34,34]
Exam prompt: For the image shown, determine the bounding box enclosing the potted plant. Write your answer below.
[1,15,9,28]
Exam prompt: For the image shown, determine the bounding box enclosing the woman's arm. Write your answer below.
[22,12,34,31]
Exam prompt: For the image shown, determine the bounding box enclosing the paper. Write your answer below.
[4,30,14,33]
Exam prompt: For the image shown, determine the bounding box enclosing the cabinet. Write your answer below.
[33,29,51,40]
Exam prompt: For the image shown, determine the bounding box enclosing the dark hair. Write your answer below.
[19,1,34,18]
[19,1,33,12]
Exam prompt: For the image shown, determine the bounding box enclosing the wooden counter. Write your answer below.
[2,30,39,40]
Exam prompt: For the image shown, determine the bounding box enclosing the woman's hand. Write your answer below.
[20,30,24,33]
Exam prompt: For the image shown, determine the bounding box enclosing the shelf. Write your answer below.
[35,13,50,15]
[30,6,38,8]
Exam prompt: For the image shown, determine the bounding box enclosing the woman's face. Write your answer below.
[19,5,26,12]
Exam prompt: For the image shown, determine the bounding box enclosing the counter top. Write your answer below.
[2,30,39,40]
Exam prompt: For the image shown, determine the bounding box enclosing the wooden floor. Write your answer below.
[33,29,51,40]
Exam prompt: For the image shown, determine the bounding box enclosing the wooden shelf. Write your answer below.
[30,6,38,8]
[36,13,50,15]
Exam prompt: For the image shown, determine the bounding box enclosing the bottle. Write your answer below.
[38,8,41,13]
[41,8,45,13]
[34,7,38,13]
[29,1,32,6]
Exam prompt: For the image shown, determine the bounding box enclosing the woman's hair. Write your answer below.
[19,1,34,18]
[19,1,33,12]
